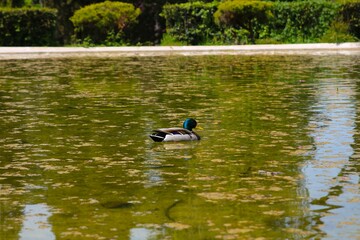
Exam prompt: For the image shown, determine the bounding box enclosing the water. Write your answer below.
[0,54,359,239]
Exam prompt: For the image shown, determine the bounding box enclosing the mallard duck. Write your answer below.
[149,118,201,142]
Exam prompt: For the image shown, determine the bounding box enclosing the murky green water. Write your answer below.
[1,54,359,239]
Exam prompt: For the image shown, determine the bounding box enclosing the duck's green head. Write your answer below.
[183,118,197,131]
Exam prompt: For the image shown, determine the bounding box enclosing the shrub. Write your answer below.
[12,0,24,7]
[0,8,57,46]
[214,0,273,43]
[320,21,357,43]
[70,1,141,45]
[160,33,187,46]
[341,1,360,39]
[162,0,358,45]
[271,1,339,43]
[161,1,219,45]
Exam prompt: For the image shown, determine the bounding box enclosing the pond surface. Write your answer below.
[0,53,360,239]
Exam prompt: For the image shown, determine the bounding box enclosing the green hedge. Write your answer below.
[70,1,141,45]
[162,0,358,45]
[270,1,340,43]
[162,1,219,45]
[341,1,360,39]
[0,8,57,46]
[214,0,273,43]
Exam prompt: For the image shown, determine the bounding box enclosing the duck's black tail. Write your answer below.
[149,131,166,142]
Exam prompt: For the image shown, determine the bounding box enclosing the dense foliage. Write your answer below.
[163,0,358,45]
[40,0,187,45]
[341,1,360,39]
[1,0,24,8]
[0,7,57,46]
[270,1,340,43]
[0,0,359,46]
[162,2,218,45]
[214,0,273,43]
[70,1,140,45]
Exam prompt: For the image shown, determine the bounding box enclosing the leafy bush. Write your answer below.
[320,21,357,43]
[271,1,339,43]
[70,1,141,45]
[341,1,360,39]
[160,33,187,46]
[0,8,57,46]
[161,1,219,45]
[214,0,273,43]
[162,0,358,45]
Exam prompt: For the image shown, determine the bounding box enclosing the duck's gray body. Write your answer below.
[149,118,201,142]
[149,128,200,142]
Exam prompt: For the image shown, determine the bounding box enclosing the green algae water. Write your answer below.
[0,54,359,239]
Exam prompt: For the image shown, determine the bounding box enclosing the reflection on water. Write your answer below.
[130,228,161,240]
[19,204,55,240]
[305,79,355,199]
[304,75,360,239]
[0,54,359,239]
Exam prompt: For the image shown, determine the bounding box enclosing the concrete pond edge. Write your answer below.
[0,43,359,59]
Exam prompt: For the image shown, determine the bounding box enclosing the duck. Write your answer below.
[149,118,201,142]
